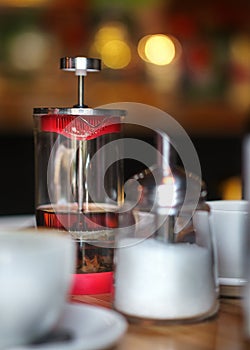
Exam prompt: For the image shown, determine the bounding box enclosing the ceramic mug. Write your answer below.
[207,200,248,297]
[0,229,75,348]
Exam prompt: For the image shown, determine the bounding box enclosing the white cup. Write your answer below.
[207,200,248,297]
[0,230,75,348]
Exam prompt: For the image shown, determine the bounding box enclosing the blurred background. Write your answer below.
[0,0,249,214]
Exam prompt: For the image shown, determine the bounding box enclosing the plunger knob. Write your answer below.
[60,57,101,107]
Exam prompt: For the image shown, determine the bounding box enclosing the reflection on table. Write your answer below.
[71,293,248,350]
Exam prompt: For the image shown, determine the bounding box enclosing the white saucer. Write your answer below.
[11,303,128,350]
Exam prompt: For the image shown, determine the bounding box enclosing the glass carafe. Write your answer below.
[34,57,125,294]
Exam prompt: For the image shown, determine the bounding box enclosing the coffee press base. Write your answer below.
[70,272,113,295]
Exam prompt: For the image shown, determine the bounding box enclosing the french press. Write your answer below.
[34,57,125,294]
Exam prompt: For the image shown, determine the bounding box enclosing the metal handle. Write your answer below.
[60,57,101,107]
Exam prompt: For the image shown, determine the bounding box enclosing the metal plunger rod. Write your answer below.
[77,141,84,212]
[60,57,101,210]
[78,75,85,107]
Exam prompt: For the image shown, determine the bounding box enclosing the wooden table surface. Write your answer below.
[70,293,249,350]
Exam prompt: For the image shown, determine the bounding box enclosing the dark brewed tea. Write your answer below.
[36,203,118,273]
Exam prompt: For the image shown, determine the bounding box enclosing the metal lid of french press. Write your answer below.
[34,57,126,140]
[132,133,203,215]
[133,166,202,210]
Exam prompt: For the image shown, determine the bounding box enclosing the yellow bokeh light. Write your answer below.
[93,23,127,55]
[90,22,132,70]
[101,40,131,69]
[95,27,121,52]
[137,35,151,62]
[145,34,176,65]
[230,35,250,68]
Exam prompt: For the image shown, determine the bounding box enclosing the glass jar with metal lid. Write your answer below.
[114,135,219,323]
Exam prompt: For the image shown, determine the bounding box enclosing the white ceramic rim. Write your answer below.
[0,230,72,256]
[219,277,247,286]
[207,200,249,212]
